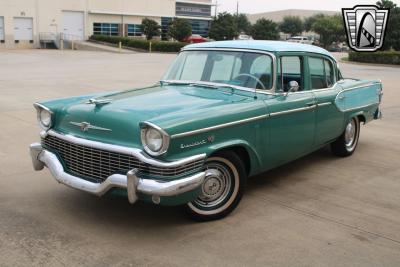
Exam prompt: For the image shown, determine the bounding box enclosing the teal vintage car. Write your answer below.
[30,41,383,221]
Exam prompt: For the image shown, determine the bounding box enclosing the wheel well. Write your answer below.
[357,114,366,124]
[210,146,251,175]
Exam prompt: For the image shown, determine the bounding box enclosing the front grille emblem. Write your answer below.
[70,121,112,132]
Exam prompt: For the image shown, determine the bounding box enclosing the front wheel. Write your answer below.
[331,117,360,157]
[183,151,246,221]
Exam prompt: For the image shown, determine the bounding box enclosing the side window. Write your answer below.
[278,56,303,92]
[250,55,272,89]
[309,57,335,89]
[324,59,334,87]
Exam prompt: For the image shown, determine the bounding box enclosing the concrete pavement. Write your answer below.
[0,49,399,266]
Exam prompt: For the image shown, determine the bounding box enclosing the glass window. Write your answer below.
[278,56,303,92]
[324,59,334,87]
[93,23,119,36]
[164,51,273,90]
[127,24,142,37]
[309,57,335,89]
[0,16,4,41]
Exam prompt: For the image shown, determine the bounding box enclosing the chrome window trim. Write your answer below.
[43,130,206,168]
[140,121,170,156]
[180,47,277,94]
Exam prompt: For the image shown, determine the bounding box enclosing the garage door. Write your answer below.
[62,11,84,40]
[14,17,33,41]
[0,17,4,40]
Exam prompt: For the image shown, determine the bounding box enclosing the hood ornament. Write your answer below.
[70,122,112,132]
[86,98,112,106]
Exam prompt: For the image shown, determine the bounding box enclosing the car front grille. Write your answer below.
[42,135,204,183]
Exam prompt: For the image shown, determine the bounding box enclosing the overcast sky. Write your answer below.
[216,0,400,14]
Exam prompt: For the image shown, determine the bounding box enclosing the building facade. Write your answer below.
[0,0,213,49]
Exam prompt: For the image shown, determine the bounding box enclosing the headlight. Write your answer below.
[140,122,170,156]
[34,103,53,130]
[40,109,52,127]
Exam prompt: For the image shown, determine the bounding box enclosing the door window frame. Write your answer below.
[307,55,337,91]
[277,54,305,93]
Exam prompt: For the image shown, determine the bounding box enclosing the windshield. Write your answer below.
[163,50,273,90]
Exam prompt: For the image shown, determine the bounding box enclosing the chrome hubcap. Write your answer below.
[195,163,232,208]
[345,120,356,148]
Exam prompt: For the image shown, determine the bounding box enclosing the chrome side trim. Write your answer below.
[45,130,206,168]
[33,146,205,198]
[343,102,379,112]
[317,102,332,107]
[270,105,317,117]
[335,83,380,102]
[171,114,269,139]
[171,104,318,139]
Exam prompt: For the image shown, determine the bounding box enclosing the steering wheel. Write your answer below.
[234,73,266,90]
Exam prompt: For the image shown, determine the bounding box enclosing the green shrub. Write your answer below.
[89,35,187,53]
[348,51,400,65]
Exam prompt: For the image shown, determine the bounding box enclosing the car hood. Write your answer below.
[51,85,255,148]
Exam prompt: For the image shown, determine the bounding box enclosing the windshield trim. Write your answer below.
[171,47,277,94]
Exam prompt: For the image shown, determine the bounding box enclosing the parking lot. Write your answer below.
[0,49,400,266]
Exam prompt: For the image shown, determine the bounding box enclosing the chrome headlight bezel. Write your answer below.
[34,103,53,130]
[140,122,170,156]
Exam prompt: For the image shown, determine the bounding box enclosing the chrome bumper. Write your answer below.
[29,143,205,204]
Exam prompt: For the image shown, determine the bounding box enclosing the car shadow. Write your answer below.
[55,146,339,229]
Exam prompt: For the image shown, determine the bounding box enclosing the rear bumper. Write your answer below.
[30,143,205,204]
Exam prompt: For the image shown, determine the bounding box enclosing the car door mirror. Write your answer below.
[288,81,299,93]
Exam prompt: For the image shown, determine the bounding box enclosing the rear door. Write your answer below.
[307,56,344,146]
[266,55,316,167]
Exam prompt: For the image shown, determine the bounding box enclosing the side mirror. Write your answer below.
[288,81,299,93]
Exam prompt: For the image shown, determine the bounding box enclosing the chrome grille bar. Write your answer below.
[42,135,204,183]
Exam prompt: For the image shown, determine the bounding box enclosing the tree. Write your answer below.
[376,0,397,9]
[141,18,161,40]
[251,19,280,40]
[311,15,345,48]
[376,0,400,50]
[234,13,252,34]
[209,12,239,40]
[168,18,192,42]
[304,14,325,32]
[279,16,304,36]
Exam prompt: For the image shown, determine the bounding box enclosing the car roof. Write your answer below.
[184,40,335,60]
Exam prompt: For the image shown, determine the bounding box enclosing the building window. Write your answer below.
[189,19,210,37]
[93,23,119,36]
[0,16,4,41]
[161,17,173,40]
[161,18,210,40]
[127,24,142,37]
[176,2,212,17]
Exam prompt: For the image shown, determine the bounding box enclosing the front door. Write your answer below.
[265,55,316,168]
[62,11,84,40]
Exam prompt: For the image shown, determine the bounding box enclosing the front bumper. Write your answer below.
[30,143,205,204]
